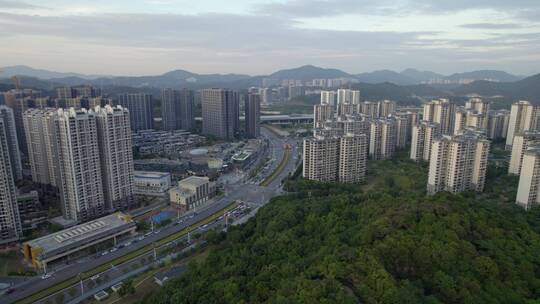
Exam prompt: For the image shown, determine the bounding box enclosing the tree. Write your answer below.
[119,279,135,297]
[68,287,77,298]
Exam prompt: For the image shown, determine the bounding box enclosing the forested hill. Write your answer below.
[142,158,540,304]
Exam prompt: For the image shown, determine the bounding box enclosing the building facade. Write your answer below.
[0,119,22,244]
[423,98,456,135]
[245,93,261,138]
[369,119,397,160]
[505,100,540,149]
[116,93,153,131]
[201,89,239,140]
[0,106,22,180]
[410,121,440,162]
[427,132,490,195]
[94,105,136,211]
[508,131,540,175]
[516,147,540,210]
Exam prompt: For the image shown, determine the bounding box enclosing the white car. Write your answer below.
[90,274,100,281]
[41,273,52,280]
[110,248,118,253]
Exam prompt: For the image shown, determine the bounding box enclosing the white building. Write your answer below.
[0,106,22,180]
[423,98,456,135]
[313,104,334,128]
[0,118,22,244]
[369,119,397,160]
[134,171,172,196]
[506,100,540,149]
[516,147,540,209]
[55,108,105,222]
[95,105,135,211]
[508,131,540,175]
[169,176,216,212]
[410,121,440,162]
[427,131,490,195]
[378,100,396,118]
[337,89,361,105]
[303,133,367,183]
[320,91,336,106]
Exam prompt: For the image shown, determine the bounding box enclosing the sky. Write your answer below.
[0,0,539,76]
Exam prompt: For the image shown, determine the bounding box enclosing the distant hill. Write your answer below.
[355,70,417,85]
[270,65,352,80]
[400,68,444,82]
[0,65,107,80]
[447,70,523,83]
[452,73,540,102]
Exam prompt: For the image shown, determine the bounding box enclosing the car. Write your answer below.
[138,236,145,241]
[90,274,100,281]
[5,288,15,295]
[202,224,208,228]
[124,242,132,247]
[41,273,52,280]
[110,248,118,253]
[101,251,109,256]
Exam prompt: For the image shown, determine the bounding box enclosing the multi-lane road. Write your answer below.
[5,126,300,304]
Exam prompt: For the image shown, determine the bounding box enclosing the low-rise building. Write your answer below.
[22,212,136,271]
[134,171,172,196]
[169,176,216,212]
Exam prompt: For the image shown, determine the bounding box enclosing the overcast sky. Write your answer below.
[0,0,539,76]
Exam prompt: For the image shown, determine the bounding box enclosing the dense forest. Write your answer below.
[142,156,540,304]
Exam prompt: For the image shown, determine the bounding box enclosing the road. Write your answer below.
[6,125,299,304]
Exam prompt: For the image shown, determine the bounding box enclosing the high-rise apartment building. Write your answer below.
[303,136,340,182]
[505,100,540,149]
[245,93,261,138]
[0,106,22,180]
[427,132,490,195]
[378,100,396,118]
[320,91,336,106]
[23,108,58,187]
[201,89,239,140]
[515,147,540,209]
[360,101,379,118]
[337,103,355,116]
[303,133,367,183]
[369,119,397,160]
[393,116,409,149]
[465,98,490,115]
[116,93,153,131]
[0,119,22,244]
[486,110,510,140]
[5,95,35,156]
[423,98,456,135]
[410,121,440,162]
[454,108,467,135]
[338,134,368,183]
[313,104,334,128]
[55,108,105,222]
[94,105,135,211]
[508,131,540,175]
[161,88,195,131]
[337,89,361,105]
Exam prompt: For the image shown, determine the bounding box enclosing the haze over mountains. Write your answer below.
[0,65,538,103]
[0,65,526,86]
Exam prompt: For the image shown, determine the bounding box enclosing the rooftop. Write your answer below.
[178,176,210,188]
[134,171,171,179]
[25,213,134,254]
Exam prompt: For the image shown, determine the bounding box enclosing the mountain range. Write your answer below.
[0,65,526,87]
[0,65,538,103]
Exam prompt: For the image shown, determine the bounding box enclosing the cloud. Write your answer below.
[0,0,42,9]
[459,23,526,29]
[254,0,540,18]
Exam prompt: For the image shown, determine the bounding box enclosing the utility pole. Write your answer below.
[153,243,157,261]
[187,231,191,244]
